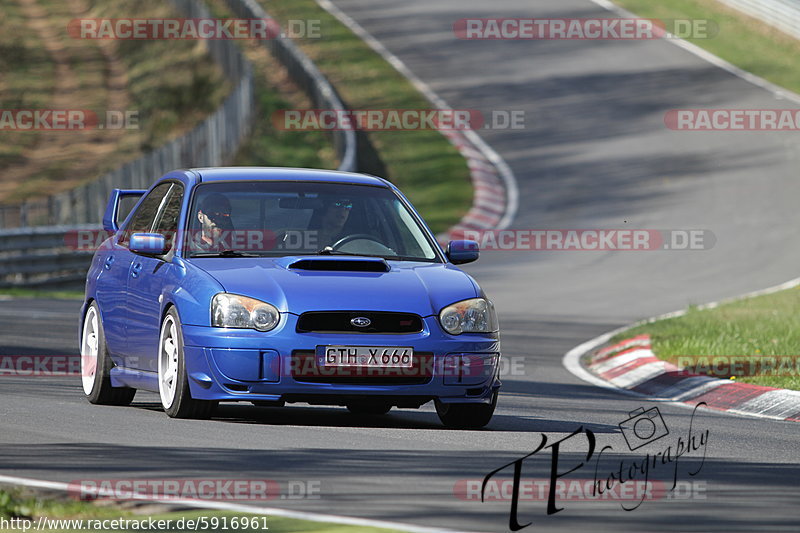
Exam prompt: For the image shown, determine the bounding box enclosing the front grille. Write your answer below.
[296,311,423,334]
[291,350,433,385]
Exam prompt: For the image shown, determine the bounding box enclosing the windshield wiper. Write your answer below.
[190,249,260,258]
[316,246,364,256]
[315,246,418,260]
[317,247,393,258]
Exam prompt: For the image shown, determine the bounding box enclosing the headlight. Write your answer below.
[212,293,280,332]
[439,298,498,335]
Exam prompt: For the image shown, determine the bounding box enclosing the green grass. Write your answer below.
[611,287,800,390]
[0,487,129,523]
[255,0,473,233]
[0,489,409,533]
[614,0,800,94]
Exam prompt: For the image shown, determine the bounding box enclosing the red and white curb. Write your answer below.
[588,335,800,422]
[438,128,512,233]
[563,277,800,423]
[316,0,518,237]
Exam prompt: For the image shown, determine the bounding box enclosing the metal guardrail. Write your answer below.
[0,0,361,287]
[0,225,98,287]
[717,0,800,40]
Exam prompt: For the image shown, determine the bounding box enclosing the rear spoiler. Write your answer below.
[103,189,146,232]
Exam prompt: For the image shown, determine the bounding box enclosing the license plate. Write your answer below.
[318,346,414,368]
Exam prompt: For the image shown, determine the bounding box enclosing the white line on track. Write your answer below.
[0,474,473,533]
[591,0,800,104]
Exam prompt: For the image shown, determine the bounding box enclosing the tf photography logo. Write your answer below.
[475,403,710,531]
[618,407,669,451]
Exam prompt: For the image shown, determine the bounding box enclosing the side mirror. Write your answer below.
[129,233,167,256]
[446,239,479,265]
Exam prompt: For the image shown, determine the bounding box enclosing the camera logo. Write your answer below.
[618,407,670,450]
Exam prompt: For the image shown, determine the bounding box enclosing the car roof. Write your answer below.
[188,167,390,187]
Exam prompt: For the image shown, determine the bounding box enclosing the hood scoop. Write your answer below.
[288,257,390,272]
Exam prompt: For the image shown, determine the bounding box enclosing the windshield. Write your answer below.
[185,181,440,261]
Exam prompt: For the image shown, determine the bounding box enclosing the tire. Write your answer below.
[158,307,218,419]
[435,391,498,429]
[81,302,136,406]
[346,403,392,415]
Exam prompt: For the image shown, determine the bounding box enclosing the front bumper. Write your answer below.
[180,314,501,406]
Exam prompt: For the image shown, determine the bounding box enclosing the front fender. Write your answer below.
[163,257,224,327]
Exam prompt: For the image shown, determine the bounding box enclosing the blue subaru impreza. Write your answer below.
[80,167,500,428]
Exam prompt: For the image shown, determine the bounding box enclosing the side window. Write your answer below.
[152,184,184,251]
[119,183,172,246]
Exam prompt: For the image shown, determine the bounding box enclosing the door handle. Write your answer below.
[104,256,115,270]
[131,262,143,278]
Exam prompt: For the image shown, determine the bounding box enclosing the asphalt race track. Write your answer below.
[2,0,799,531]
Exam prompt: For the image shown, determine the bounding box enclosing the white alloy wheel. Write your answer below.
[159,314,180,409]
[81,305,100,395]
